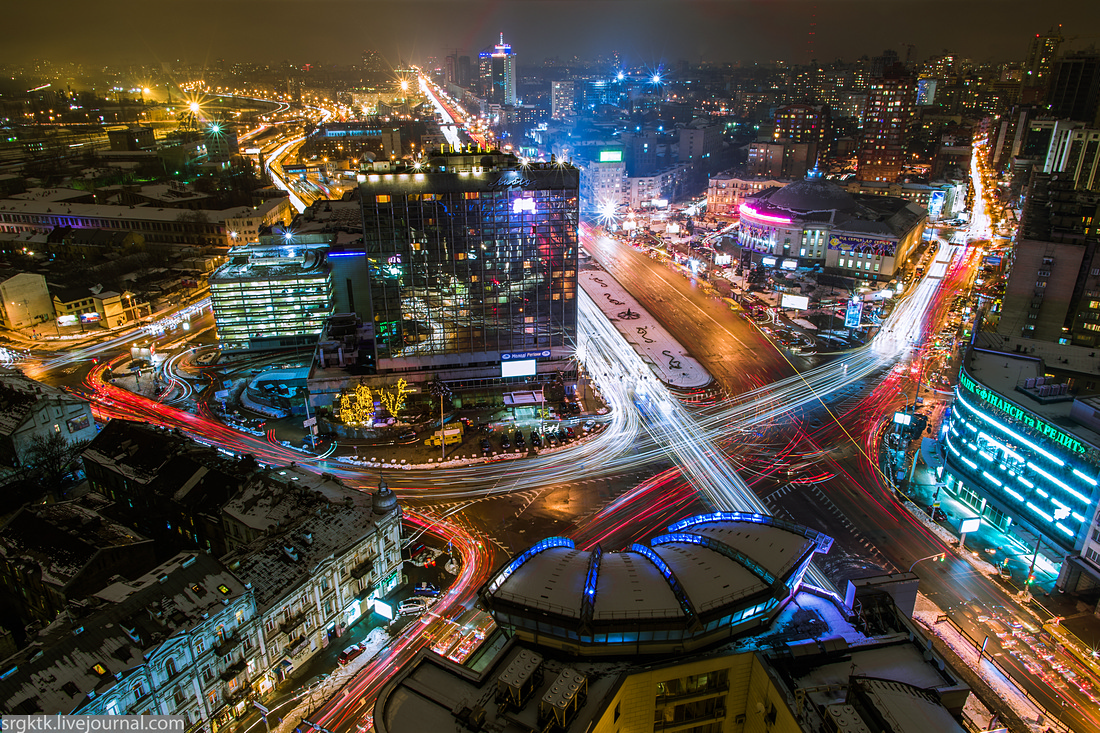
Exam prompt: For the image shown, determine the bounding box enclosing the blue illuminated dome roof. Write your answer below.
[480,513,833,657]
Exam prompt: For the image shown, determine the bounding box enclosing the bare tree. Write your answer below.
[19,433,90,502]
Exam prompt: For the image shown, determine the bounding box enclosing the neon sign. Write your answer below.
[958,370,1088,455]
[739,203,791,225]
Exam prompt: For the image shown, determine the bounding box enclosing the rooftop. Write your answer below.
[0,552,247,715]
[0,368,87,438]
[0,494,151,591]
[210,244,330,283]
[0,196,273,226]
[965,342,1100,456]
[481,512,832,655]
[744,177,927,238]
[223,484,396,612]
[10,188,94,204]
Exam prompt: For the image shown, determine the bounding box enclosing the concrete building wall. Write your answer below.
[0,272,53,329]
[997,239,1085,341]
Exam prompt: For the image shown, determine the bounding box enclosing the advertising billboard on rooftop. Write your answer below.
[781,293,809,310]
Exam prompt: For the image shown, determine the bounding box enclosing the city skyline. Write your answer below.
[3,0,1099,69]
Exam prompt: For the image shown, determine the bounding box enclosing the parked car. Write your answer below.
[583,420,597,432]
[530,431,542,448]
[565,427,576,440]
[399,598,435,616]
[514,431,525,448]
[480,438,492,454]
[338,643,366,665]
[500,434,511,449]
[413,582,440,597]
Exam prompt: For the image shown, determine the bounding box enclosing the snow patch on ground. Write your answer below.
[913,593,1056,732]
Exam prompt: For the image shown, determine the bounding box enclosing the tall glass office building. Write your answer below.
[348,150,579,372]
[209,242,334,354]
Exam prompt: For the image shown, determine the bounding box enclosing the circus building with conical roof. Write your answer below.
[737,174,927,282]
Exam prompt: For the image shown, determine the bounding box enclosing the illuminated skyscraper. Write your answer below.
[352,149,578,375]
[478,34,517,106]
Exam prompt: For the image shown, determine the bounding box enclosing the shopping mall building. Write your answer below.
[737,175,926,281]
[940,345,1100,593]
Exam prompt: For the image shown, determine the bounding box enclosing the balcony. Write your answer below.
[656,706,726,733]
[213,633,242,658]
[350,558,374,580]
[285,635,311,658]
[224,683,249,706]
[220,657,247,682]
[655,683,729,706]
[279,611,307,636]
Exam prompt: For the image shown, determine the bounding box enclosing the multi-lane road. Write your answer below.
[8,100,1094,727]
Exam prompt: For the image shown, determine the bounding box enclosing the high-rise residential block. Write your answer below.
[551,80,575,120]
[857,64,917,182]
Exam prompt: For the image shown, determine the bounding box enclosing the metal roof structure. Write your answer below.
[480,512,832,656]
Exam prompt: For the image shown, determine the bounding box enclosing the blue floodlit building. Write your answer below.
[941,346,1100,590]
[479,512,833,656]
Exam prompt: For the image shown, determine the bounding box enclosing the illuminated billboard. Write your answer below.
[501,349,547,379]
[502,359,537,378]
[959,517,981,534]
[928,190,946,218]
[599,149,623,163]
[828,234,896,257]
[781,293,809,310]
[844,300,864,328]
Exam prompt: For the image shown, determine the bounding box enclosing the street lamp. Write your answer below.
[909,552,946,573]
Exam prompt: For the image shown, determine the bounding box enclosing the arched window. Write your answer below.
[165,658,177,678]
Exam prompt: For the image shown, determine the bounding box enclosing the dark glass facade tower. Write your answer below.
[355,151,579,370]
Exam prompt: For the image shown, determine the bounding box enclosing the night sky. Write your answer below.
[4,0,1097,69]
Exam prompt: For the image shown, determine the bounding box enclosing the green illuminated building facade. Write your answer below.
[209,241,334,354]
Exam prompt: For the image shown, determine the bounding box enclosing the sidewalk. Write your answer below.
[578,268,711,389]
[888,433,1100,673]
